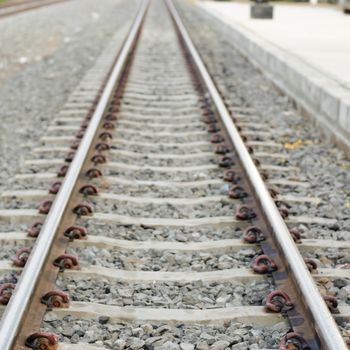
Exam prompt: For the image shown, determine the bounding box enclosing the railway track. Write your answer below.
[0,0,68,18]
[0,0,348,349]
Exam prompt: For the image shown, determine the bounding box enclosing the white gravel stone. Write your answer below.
[180,343,195,350]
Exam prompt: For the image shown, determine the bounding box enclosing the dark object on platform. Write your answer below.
[344,0,350,14]
[250,4,273,19]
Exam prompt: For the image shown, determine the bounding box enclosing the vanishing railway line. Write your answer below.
[0,0,348,349]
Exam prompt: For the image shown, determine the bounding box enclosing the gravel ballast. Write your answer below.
[67,246,260,272]
[0,0,139,193]
[42,316,289,349]
[58,277,273,309]
[77,221,245,242]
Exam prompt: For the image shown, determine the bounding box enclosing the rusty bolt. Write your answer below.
[268,187,280,199]
[252,158,261,167]
[99,131,113,141]
[64,151,76,163]
[95,142,110,152]
[215,144,229,155]
[64,225,87,240]
[48,181,61,195]
[201,104,213,112]
[85,168,102,179]
[38,200,53,215]
[0,283,16,305]
[57,165,69,178]
[73,203,93,216]
[103,121,115,130]
[79,184,99,196]
[70,140,80,150]
[279,332,310,350]
[259,170,269,180]
[235,205,256,221]
[80,121,89,129]
[246,145,254,154]
[75,130,85,139]
[223,169,240,183]
[304,258,318,273]
[228,185,248,199]
[203,116,217,124]
[91,154,106,165]
[251,255,277,274]
[53,254,79,271]
[28,220,43,238]
[279,207,289,219]
[26,332,59,350]
[13,247,31,267]
[211,134,224,144]
[41,290,69,309]
[105,114,118,121]
[289,227,301,243]
[218,156,235,168]
[323,295,339,313]
[207,124,220,133]
[199,96,210,105]
[243,226,265,243]
[265,290,294,313]
[108,105,119,113]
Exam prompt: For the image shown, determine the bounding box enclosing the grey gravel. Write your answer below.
[98,182,230,199]
[106,168,224,183]
[42,317,288,349]
[77,220,244,242]
[92,198,236,219]
[67,246,260,271]
[0,0,139,193]
[58,277,273,309]
[111,142,213,155]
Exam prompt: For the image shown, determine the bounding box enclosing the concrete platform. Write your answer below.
[197,1,350,152]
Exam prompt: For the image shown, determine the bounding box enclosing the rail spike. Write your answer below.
[251,255,278,274]
[0,283,16,305]
[41,290,70,309]
[279,332,310,350]
[26,332,59,350]
[265,290,294,313]
[64,225,88,240]
[27,220,44,238]
[243,226,265,243]
[73,203,94,217]
[13,247,31,267]
[53,254,79,271]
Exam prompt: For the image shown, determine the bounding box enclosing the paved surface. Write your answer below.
[199,2,350,87]
[197,0,350,150]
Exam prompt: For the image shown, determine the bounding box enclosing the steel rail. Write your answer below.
[166,0,347,349]
[0,0,149,348]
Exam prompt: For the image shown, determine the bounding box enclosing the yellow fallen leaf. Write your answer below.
[341,162,348,170]
[346,203,350,209]
[284,139,303,150]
